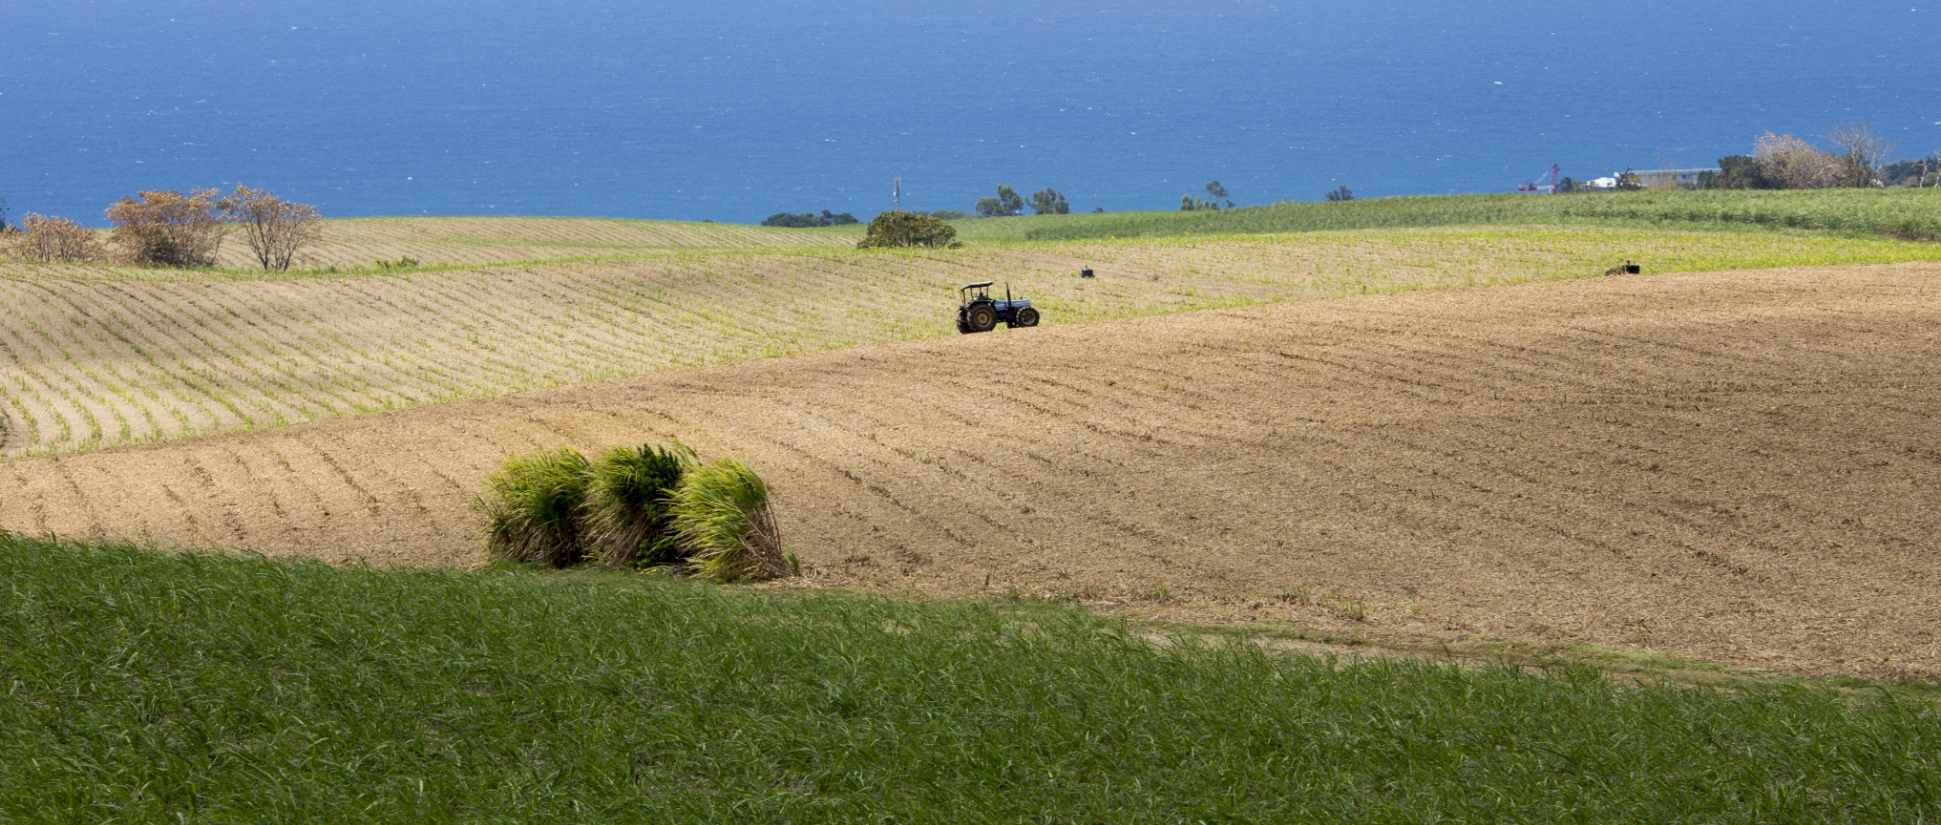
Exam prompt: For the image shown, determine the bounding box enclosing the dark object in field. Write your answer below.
[1080,267,1095,279]
[1604,260,1642,277]
[956,281,1040,333]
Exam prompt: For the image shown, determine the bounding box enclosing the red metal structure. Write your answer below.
[1516,163,1561,194]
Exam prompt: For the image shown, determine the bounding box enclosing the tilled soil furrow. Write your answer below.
[6,265,1941,676]
[23,284,161,444]
[218,282,402,415]
[92,282,250,431]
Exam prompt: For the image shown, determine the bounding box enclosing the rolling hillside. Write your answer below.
[5,262,1938,679]
[3,224,1935,456]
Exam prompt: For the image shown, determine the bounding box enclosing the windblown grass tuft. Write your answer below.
[672,457,789,582]
[585,442,695,569]
[479,446,593,567]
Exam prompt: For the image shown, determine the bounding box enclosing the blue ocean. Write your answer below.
[3,1,1936,224]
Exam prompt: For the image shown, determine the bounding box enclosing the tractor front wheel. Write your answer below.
[966,305,997,333]
[1012,307,1040,328]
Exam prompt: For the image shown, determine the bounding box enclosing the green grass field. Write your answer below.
[3,533,1938,823]
[949,189,1941,243]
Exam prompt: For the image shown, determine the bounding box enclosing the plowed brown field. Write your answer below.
[5,262,1938,679]
[7,226,1938,456]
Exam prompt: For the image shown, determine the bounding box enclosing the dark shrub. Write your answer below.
[857,211,962,249]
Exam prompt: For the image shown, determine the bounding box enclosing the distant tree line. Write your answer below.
[760,210,859,228]
[1180,181,1233,211]
[1694,123,1918,190]
[1881,156,1938,188]
[0,186,321,270]
[975,185,1070,217]
[976,186,1025,217]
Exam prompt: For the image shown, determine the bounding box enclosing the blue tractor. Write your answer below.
[956,281,1040,334]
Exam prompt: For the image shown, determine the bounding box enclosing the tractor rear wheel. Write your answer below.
[966,305,997,333]
[1012,307,1040,327]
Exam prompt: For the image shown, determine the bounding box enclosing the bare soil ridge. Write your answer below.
[4,263,1938,679]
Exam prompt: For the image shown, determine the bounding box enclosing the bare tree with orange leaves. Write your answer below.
[220,185,322,272]
[106,189,227,267]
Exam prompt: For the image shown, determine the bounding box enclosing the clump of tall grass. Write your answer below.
[482,444,788,579]
[671,457,791,582]
[479,447,593,567]
[584,443,695,569]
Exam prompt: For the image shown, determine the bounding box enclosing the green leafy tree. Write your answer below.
[1615,169,1644,191]
[1325,186,1354,202]
[1712,156,1771,189]
[975,186,1025,218]
[1181,181,1234,211]
[999,185,1024,215]
[1206,181,1233,208]
[857,211,962,248]
[1028,187,1069,215]
[1879,157,1938,187]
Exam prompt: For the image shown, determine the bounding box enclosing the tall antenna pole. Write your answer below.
[894,178,902,212]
